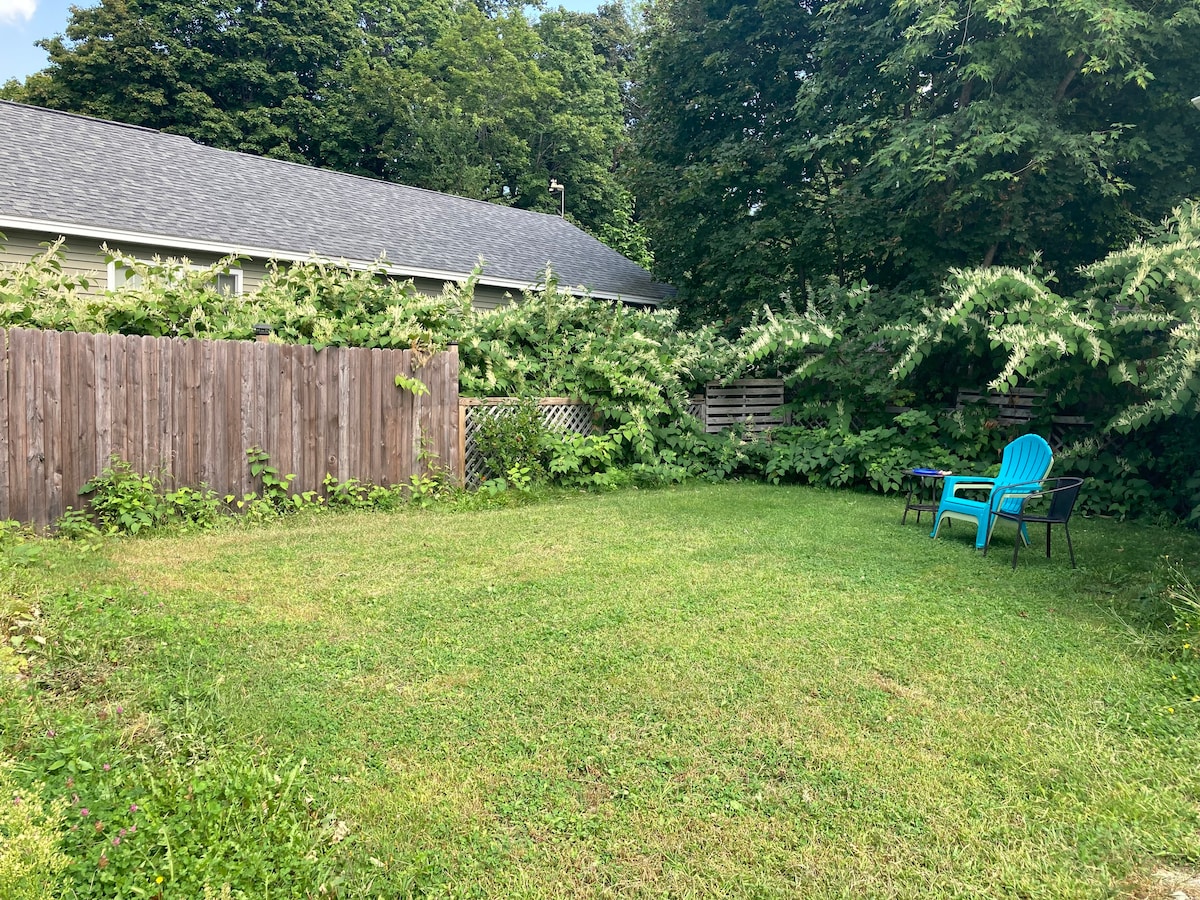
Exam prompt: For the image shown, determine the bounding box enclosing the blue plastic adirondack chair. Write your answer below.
[930,434,1053,549]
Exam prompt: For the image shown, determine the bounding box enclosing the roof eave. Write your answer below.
[0,214,662,307]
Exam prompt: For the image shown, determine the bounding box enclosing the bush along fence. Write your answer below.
[459,398,593,487]
[0,327,460,526]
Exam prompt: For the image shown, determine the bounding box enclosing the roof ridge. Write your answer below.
[0,99,168,137]
[190,140,569,220]
[2,99,567,222]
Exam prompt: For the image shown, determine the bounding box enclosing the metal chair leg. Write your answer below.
[1064,523,1076,568]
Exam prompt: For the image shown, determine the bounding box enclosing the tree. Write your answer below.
[631,0,1200,324]
[15,0,361,161]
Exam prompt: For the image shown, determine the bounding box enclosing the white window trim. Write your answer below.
[107,259,243,295]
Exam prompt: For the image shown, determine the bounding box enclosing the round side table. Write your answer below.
[901,468,951,525]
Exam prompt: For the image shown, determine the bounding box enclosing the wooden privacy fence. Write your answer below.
[0,328,460,526]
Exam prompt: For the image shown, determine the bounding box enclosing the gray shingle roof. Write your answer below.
[0,101,671,304]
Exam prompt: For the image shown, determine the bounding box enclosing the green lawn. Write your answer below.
[9,483,1200,898]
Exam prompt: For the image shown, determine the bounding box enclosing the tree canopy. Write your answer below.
[630,0,1200,324]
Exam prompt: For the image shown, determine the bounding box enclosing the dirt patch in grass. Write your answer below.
[1123,868,1200,899]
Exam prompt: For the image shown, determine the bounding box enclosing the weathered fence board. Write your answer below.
[0,328,460,526]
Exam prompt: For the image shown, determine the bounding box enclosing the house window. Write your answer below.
[107,260,243,295]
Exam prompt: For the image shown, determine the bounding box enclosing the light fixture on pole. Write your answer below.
[548,178,564,218]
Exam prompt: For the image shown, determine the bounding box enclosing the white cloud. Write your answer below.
[0,0,37,24]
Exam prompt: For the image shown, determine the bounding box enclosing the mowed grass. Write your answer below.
[33,484,1200,897]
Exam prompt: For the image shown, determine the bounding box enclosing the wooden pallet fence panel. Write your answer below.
[704,378,786,433]
[956,387,1045,425]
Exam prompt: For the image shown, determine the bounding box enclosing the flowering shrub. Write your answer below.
[887,204,1200,522]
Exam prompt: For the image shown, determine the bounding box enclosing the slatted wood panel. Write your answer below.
[0,328,460,526]
[956,387,1046,425]
[459,398,593,486]
[704,379,786,433]
[956,387,1088,450]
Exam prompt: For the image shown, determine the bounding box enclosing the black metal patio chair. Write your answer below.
[982,476,1084,569]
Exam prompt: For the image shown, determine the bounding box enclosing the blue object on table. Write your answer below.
[930,434,1053,549]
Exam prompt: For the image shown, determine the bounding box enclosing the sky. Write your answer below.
[0,0,64,82]
[0,0,603,84]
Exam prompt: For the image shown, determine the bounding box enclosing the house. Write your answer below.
[0,100,671,309]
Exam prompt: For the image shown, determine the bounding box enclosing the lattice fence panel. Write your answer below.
[461,398,593,486]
